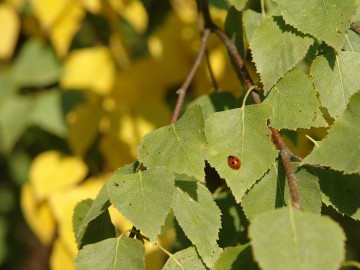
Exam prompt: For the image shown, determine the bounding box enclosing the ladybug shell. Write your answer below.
[228,156,241,170]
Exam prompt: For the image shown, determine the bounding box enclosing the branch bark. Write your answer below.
[350,22,360,36]
[171,28,211,123]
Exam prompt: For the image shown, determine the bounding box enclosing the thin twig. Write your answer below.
[350,22,360,36]
[171,28,211,123]
[199,1,303,210]
[269,127,303,210]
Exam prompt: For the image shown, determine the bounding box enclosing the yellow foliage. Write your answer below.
[50,239,75,270]
[21,182,56,246]
[49,176,106,256]
[61,47,116,94]
[118,0,148,33]
[29,151,88,201]
[0,4,19,59]
[81,0,101,14]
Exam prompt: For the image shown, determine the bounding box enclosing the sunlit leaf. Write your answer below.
[0,3,19,59]
[50,238,75,270]
[162,246,206,270]
[275,0,358,50]
[243,9,263,43]
[138,106,206,181]
[249,207,346,270]
[60,47,115,95]
[205,104,278,202]
[310,51,360,118]
[302,92,360,174]
[250,16,313,92]
[20,182,56,245]
[107,167,175,242]
[171,179,222,267]
[29,151,88,201]
[264,69,327,130]
[75,237,145,270]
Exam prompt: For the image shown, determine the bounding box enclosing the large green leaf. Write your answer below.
[12,39,62,87]
[171,180,222,267]
[107,167,175,242]
[138,106,206,181]
[249,207,346,270]
[162,246,206,270]
[30,90,67,137]
[243,10,263,44]
[344,29,360,52]
[313,168,360,221]
[73,198,115,249]
[310,51,360,118]
[213,244,259,270]
[75,237,144,270]
[250,16,314,92]
[205,104,278,202]
[242,161,322,220]
[302,92,360,174]
[264,70,327,130]
[275,0,358,51]
[227,0,247,11]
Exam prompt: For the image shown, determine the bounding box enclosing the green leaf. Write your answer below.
[250,16,314,92]
[310,51,360,118]
[188,93,237,120]
[75,237,145,270]
[162,246,206,270]
[243,10,263,44]
[107,167,175,242]
[213,244,259,270]
[264,70,327,130]
[138,106,206,181]
[275,0,358,51]
[225,7,245,59]
[249,207,346,270]
[205,104,278,202]
[242,161,322,220]
[171,180,222,267]
[312,168,360,220]
[226,0,247,11]
[0,95,32,153]
[75,185,111,241]
[12,39,62,87]
[344,30,360,52]
[0,73,17,102]
[302,92,360,174]
[30,90,67,137]
[73,199,115,249]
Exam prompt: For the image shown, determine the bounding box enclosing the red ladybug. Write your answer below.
[228,156,241,170]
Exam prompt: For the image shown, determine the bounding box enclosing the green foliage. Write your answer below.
[70,1,360,269]
[302,92,360,174]
[249,207,345,270]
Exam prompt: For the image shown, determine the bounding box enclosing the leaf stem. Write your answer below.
[154,243,185,270]
[198,0,303,211]
[171,28,211,124]
[350,22,360,36]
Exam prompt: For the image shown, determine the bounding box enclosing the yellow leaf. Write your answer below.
[81,0,101,14]
[50,238,74,270]
[49,1,84,57]
[0,4,19,59]
[5,0,24,10]
[108,205,133,234]
[60,47,116,95]
[20,182,56,246]
[29,151,88,201]
[120,0,148,33]
[49,176,105,256]
[30,0,70,29]
[67,101,103,156]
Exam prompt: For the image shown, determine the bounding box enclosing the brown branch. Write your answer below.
[269,127,303,210]
[198,1,303,210]
[350,22,360,36]
[171,28,211,123]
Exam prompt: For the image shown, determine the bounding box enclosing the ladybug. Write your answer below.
[228,155,241,170]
